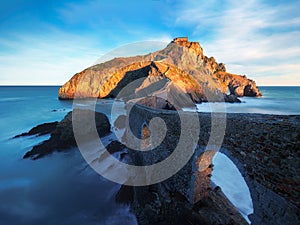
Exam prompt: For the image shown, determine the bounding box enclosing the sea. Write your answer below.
[195,86,300,115]
[0,86,299,225]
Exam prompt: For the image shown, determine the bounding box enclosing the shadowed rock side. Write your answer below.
[58,37,262,103]
[14,121,58,138]
[130,185,249,225]
[20,109,110,160]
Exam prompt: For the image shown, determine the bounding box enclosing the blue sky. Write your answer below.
[0,0,299,85]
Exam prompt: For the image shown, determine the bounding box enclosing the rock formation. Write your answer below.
[18,93,299,224]
[14,121,58,138]
[20,109,111,160]
[215,71,262,97]
[126,103,300,225]
[58,37,262,105]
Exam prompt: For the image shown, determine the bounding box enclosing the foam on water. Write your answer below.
[212,152,253,223]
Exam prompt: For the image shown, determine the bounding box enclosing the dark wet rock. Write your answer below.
[132,184,248,225]
[115,185,134,205]
[224,94,241,103]
[106,140,126,154]
[23,109,110,160]
[14,121,58,138]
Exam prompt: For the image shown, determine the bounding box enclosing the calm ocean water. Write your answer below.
[195,86,300,115]
[0,86,299,224]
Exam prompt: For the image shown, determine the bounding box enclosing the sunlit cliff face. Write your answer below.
[58,38,262,102]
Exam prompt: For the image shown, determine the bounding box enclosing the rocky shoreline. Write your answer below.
[17,109,111,160]
[122,104,300,225]
[15,106,300,225]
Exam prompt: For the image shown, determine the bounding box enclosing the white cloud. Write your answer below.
[174,0,300,85]
[1,0,299,86]
[94,39,171,64]
[0,31,102,85]
[0,0,174,85]
[0,29,172,85]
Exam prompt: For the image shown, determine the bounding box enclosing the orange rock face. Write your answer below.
[58,37,262,102]
[215,71,262,97]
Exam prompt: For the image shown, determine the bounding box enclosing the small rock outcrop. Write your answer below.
[215,71,262,97]
[21,109,110,159]
[14,122,58,138]
[58,37,262,104]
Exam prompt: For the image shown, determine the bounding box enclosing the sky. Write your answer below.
[0,0,299,86]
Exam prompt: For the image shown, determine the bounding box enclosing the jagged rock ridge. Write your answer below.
[58,37,262,104]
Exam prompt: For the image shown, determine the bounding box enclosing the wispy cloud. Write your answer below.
[174,0,300,85]
[0,0,173,85]
[56,0,171,44]
[0,28,171,85]
[0,30,102,85]
[1,0,299,85]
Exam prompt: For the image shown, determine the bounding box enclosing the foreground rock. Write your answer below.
[21,109,110,159]
[130,185,248,225]
[125,104,300,225]
[58,37,262,104]
[19,104,300,224]
[17,90,300,225]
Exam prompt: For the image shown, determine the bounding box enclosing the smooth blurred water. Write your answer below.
[195,86,300,115]
[0,86,299,224]
[0,86,137,225]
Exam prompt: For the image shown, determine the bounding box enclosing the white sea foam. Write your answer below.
[212,152,253,223]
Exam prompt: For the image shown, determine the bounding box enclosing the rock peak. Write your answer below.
[171,36,204,59]
[173,36,189,44]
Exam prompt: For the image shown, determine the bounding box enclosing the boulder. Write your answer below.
[224,94,242,103]
[23,109,110,160]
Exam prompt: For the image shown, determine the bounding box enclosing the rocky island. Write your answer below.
[16,37,300,225]
[58,37,262,106]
